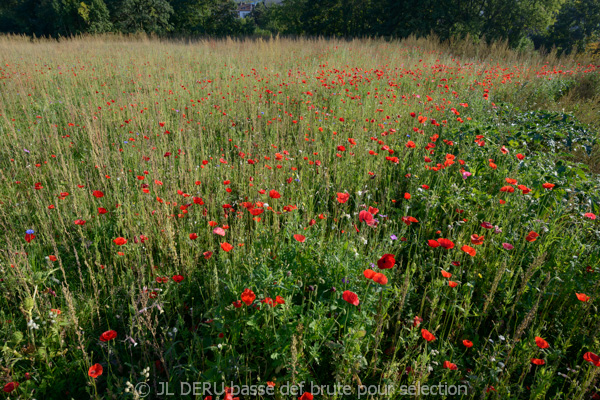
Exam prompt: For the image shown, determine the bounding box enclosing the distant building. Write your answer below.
[236,2,255,18]
[235,0,283,18]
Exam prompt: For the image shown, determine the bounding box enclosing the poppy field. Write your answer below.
[0,36,599,399]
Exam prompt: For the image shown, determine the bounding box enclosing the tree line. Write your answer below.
[0,0,598,54]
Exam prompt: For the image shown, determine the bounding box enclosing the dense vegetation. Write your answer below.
[0,35,599,399]
[0,0,600,54]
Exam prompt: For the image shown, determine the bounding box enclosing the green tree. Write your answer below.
[85,0,113,33]
[273,0,353,36]
[477,0,564,45]
[373,0,563,45]
[537,0,600,53]
[0,0,111,36]
[116,0,173,33]
[169,0,240,36]
[169,0,204,33]
[195,0,240,36]
[0,0,34,33]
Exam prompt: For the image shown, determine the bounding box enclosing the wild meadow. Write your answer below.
[0,35,599,399]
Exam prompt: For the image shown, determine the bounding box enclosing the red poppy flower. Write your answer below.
[269,190,281,199]
[470,234,484,245]
[249,208,264,216]
[542,183,555,190]
[241,288,256,305]
[449,281,458,288]
[441,270,452,278]
[92,190,104,198]
[404,192,411,200]
[535,336,549,349]
[462,340,473,348]
[437,238,455,249]
[421,329,436,342]
[584,213,597,220]
[261,297,274,307]
[413,316,423,327]
[443,361,458,370]
[3,382,19,393]
[531,358,545,365]
[576,293,590,302]
[377,254,396,269]
[213,227,226,236]
[368,206,379,215]
[461,245,476,256]
[74,219,86,225]
[517,184,532,194]
[516,153,525,160]
[584,352,600,366]
[113,237,127,246]
[525,231,539,242]
[49,255,57,262]
[203,251,213,259]
[402,216,419,226]
[364,269,376,279]
[359,210,374,225]
[172,275,184,283]
[342,290,359,306]
[99,330,117,342]
[427,239,440,248]
[299,393,314,400]
[293,234,306,243]
[337,192,350,204]
[189,233,198,240]
[372,273,388,285]
[88,364,103,378]
[233,300,242,308]
[98,207,108,214]
[221,242,233,252]
[275,295,285,304]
